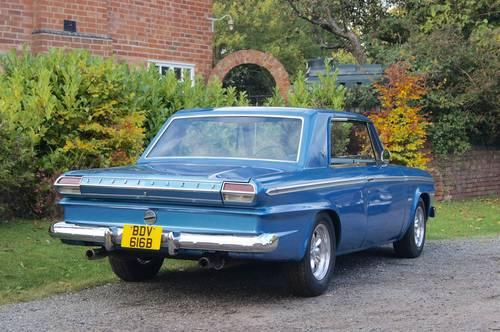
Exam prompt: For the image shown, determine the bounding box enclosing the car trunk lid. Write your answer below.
[67,163,286,205]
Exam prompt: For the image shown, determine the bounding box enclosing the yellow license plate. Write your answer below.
[121,225,163,250]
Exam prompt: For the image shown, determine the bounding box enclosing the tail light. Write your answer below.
[54,176,82,195]
[221,182,256,203]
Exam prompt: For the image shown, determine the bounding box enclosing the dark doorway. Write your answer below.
[222,64,276,105]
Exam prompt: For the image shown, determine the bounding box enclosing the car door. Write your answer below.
[327,119,374,252]
[363,126,409,246]
[328,119,407,250]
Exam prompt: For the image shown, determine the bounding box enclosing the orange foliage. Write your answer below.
[369,62,429,168]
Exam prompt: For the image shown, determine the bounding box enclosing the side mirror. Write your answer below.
[381,148,391,164]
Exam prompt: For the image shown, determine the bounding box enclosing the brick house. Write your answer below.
[0,0,214,78]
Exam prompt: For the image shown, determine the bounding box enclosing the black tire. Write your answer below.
[286,213,336,297]
[393,198,427,258]
[109,254,164,282]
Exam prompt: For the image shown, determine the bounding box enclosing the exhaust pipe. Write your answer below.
[198,256,211,268]
[85,248,108,260]
[198,256,225,270]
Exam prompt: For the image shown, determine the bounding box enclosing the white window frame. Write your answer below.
[148,60,196,82]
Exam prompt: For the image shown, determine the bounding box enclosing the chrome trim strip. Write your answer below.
[143,114,305,163]
[82,183,220,193]
[367,175,410,183]
[142,156,299,163]
[79,176,222,194]
[266,175,434,195]
[82,175,221,183]
[368,175,433,184]
[72,192,221,204]
[405,176,435,184]
[266,177,367,195]
[49,222,279,254]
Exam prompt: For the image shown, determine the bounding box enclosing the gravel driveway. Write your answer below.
[1,237,499,331]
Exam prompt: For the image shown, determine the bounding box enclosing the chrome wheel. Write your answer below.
[414,206,425,248]
[309,223,331,280]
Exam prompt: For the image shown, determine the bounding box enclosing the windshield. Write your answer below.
[147,116,303,162]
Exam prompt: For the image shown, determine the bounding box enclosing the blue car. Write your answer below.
[50,107,436,296]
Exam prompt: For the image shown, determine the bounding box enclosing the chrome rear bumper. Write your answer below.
[49,222,279,255]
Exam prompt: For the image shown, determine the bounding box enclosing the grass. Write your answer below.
[0,197,498,305]
[0,219,195,306]
[428,197,500,240]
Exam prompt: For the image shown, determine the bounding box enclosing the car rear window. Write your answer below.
[147,116,303,162]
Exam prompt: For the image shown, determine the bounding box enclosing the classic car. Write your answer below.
[49,107,436,296]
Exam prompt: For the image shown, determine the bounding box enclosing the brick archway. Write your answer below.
[209,50,290,99]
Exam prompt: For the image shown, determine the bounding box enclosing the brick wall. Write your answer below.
[430,149,500,201]
[0,0,213,77]
[108,0,213,76]
[0,0,33,51]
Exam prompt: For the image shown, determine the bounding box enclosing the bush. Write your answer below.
[0,49,248,218]
[133,69,248,144]
[265,62,345,109]
[407,26,499,149]
[0,49,146,173]
[369,62,429,168]
[0,110,36,218]
[428,110,471,156]
[344,85,380,112]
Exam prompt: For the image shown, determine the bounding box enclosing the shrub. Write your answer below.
[0,49,248,218]
[428,110,471,156]
[266,63,346,109]
[286,71,313,107]
[131,69,248,144]
[264,86,286,107]
[0,49,146,173]
[344,85,380,112]
[369,62,429,168]
[0,49,149,217]
[309,63,346,110]
[0,110,36,218]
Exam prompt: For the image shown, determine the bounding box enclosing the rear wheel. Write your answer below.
[286,213,336,297]
[109,254,164,282]
[393,198,427,258]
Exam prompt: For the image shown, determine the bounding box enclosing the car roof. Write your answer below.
[174,107,370,122]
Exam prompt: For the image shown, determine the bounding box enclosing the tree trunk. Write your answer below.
[345,32,367,64]
[285,0,368,64]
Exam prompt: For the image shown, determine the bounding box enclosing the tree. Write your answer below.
[369,62,428,168]
[285,0,387,63]
[214,0,336,76]
[367,0,499,151]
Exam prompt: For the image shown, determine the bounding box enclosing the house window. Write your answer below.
[150,61,195,81]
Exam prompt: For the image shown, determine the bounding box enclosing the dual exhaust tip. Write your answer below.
[85,248,226,270]
[85,248,108,260]
[198,256,225,270]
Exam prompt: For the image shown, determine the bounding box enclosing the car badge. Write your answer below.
[144,209,157,225]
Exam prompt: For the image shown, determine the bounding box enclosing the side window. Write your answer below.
[330,120,376,164]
